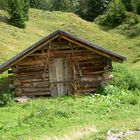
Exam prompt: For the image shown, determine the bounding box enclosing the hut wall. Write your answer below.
[9,39,112,96]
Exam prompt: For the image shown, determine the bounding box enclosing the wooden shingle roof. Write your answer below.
[0,30,127,73]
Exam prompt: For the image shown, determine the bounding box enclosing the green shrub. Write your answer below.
[121,0,133,11]
[118,91,139,105]
[95,0,127,27]
[111,64,140,90]
[115,13,140,37]
[96,85,121,96]
[0,91,13,107]
[97,65,140,97]
[132,0,140,15]
[0,0,8,10]
[7,0,30,28]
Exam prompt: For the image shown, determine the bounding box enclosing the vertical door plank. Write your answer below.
[56,58,64,96]
[49,59,58,97]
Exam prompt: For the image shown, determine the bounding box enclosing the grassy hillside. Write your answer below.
[0,9,140,69]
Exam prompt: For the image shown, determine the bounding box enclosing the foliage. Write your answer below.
[115,13,140,37]
[121,0,133,11]
[51,0,68,11]
[0,91,13,107]
[29,0,41,9]
[0,0,8,10]
[95,0,126,27]
[76,0,109,21]
[111,64,140,90]
[132,0,140,15]
[29,0,52,10]
[7,0,30,28]
[51,0,78,12]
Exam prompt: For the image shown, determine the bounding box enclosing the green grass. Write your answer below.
[0,9,140,69]
[0,90,140,140]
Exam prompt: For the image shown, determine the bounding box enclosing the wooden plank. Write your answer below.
[18,81,50,88]
[56,58,64,96]
[21,92,51,96]
[78,88,96,92]
[15,71,47,76]
[21,87,50,92]
[49,59,58,97]
[12,65,45,73]
[16,78,49,83]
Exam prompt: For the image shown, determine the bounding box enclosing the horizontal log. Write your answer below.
[15,71,48,77]
[15,76,46,80]
[19,81,50,88]
[79,81,100,86]
[78,88,96,92]
[77,76,103,81]
[80,69,111,75]
[13,65,45,73]
[21,87,50,93]
[21,92,51,96]
[75,76,111,82]
[16,78,49,83]
[80,65,111,72]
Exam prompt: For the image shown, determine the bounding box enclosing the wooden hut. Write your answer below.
[0,30,126,97]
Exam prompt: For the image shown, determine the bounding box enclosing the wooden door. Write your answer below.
[49,58,71,97]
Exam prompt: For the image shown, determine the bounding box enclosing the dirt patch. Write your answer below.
[107,128,140,140]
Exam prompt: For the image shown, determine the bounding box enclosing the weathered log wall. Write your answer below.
[9,38,112,97]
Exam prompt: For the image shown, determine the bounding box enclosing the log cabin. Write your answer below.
[0,30,126,97]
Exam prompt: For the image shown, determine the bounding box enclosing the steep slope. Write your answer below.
[0,9,140,69]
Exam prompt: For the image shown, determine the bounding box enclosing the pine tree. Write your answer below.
[51,0,70,11]
[7,0,30,28]
[132,0,140,15]
[121,0,133,11]
[29,0,40,9]
[76,0,109,21]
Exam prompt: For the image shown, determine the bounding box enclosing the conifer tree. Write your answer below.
[7,0,29,28]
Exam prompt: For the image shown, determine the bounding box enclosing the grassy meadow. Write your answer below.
[0,89,140,140]
[0,8,140,139]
